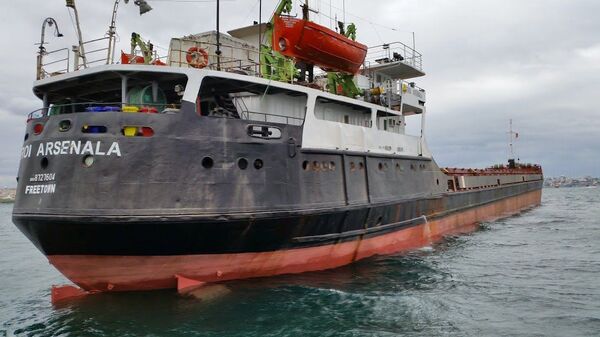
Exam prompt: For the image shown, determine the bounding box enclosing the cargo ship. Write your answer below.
[13,0,542,301]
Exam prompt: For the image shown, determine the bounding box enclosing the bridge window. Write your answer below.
[314,97,372,127]
[377,110,404,134]
[35,71,188,116]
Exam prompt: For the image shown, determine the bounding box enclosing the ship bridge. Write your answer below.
[359,41,426,116]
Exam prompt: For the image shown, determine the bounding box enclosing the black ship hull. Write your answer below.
[13,68,543,296]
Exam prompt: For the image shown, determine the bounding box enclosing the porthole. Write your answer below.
[40,157,49,170]
[330,161,336,171]
[59,120,71,132]
[238,158,248,170]
[312,161,320,170]
[436,179,440,185]
[302,161,310,171]
[358,162,364,170]
[82,155,94,168]
[202,157,214,169]
[254,159,264,170]
[350,162,356,171]
[378,163,384,171]
[24,133,29,142]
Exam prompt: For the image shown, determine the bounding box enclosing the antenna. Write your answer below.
[329,0,332,29]
[507,119,519,168]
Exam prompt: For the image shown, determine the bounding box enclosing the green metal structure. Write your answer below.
[260,0,297,82]
[130,32,154,65]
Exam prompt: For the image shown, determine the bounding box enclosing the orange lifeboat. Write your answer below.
[272,16,368,74]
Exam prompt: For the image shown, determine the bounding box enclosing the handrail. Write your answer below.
[26,100,304,126]
[365,41,423,71]
[27,101,182,121]
[39,48,70,79]
[245,110,304,125]
[168,39,301,81]
[82,37,110,45]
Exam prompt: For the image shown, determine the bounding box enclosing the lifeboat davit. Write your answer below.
[272,16,368,74]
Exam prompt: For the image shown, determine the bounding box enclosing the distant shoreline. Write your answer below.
[544,177,599,189]
[0,188,16,204]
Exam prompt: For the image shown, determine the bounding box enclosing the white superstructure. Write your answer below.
[36,25,430,159]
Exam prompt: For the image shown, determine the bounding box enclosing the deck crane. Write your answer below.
[260,0,297,82]
[121,32,165,65]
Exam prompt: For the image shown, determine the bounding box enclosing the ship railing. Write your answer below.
[168,40,305,82]
[39,48,70,80]
[126,47,168,65]
[169,50,260,76]
[377,80,426,106]
[75,37,111,70]
[364,41,423,71]
[38,37,309,85]
[169,50,261,75]
[398,80,426,100]
[27,101,182,121]
[167,39,262,75]
[243,110,304,126]
[382,80,426,95]
[26,101,304,126]
[443,166,543,176]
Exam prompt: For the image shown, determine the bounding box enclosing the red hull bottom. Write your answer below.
[48,190,542,292]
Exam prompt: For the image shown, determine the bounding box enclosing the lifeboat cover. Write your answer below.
[273,16,368,74]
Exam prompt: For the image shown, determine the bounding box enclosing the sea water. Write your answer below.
[1,188,599,336]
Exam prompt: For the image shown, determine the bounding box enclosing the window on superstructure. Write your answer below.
[376,110,403,134]
[314,97,372,127]
[38,71,188,115]
[197,77,307,126]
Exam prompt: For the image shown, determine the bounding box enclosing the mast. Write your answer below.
[66,0,88,69]
[507,119,519,168]
[509,119,514,160]
[106,0,121,64]
[259,0,262,41]
[216,0,221,71]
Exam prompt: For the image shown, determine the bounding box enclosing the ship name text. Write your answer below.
[22,141,122,159]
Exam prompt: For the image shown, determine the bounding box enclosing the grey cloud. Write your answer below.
[0,0,599,187]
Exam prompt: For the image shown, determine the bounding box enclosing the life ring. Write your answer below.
[186,47,209,69]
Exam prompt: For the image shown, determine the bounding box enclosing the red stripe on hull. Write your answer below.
[48,190,542,292]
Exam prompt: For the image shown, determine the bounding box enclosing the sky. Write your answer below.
[0,0,599,187]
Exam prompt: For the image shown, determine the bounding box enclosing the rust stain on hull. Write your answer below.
[48,189,542,292]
